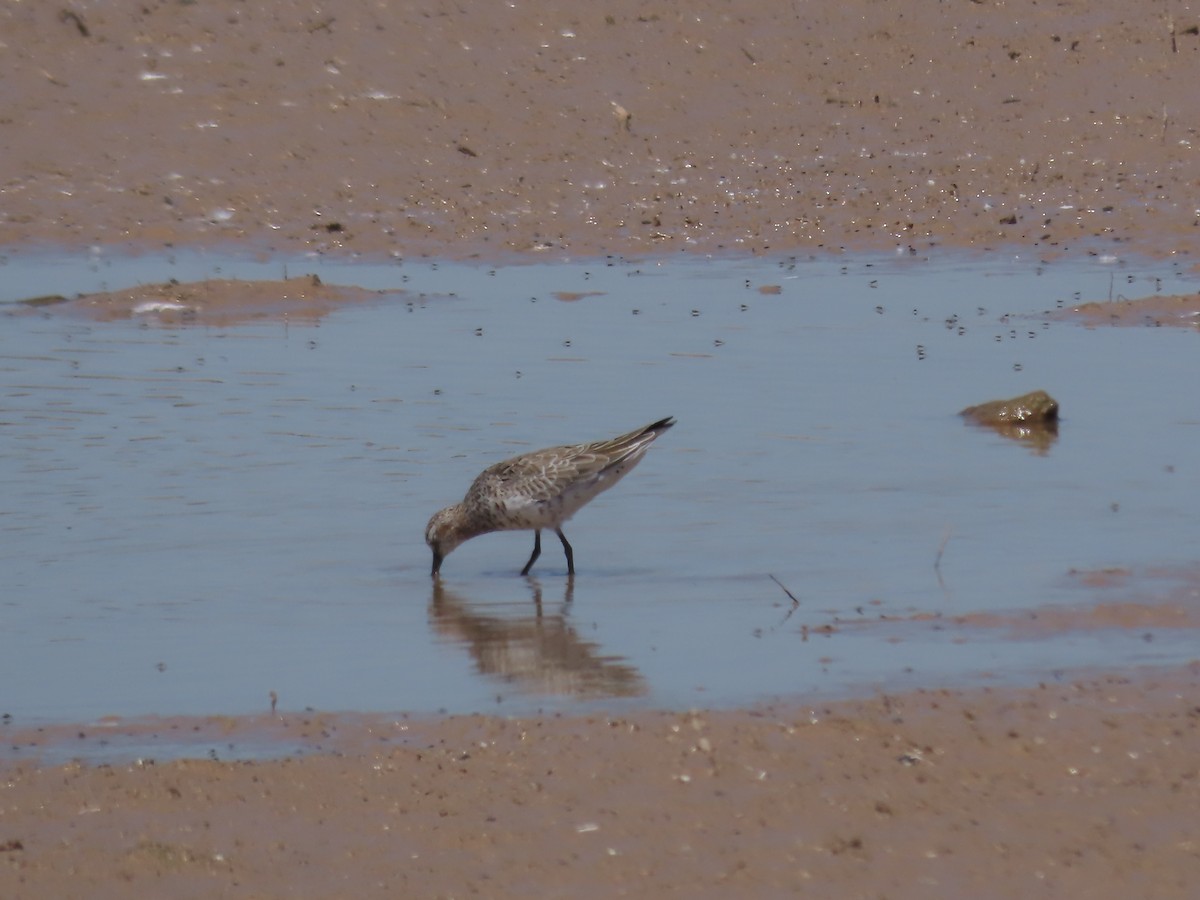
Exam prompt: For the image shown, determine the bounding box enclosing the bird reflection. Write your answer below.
[429,578,646,699]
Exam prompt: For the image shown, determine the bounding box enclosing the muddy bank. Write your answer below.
[13,274,393,325]
[2,0,1200,260]
[2,664,1198,898]
[1061,291,1200,327]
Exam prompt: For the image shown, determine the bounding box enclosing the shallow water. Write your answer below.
[2,248,1198,728]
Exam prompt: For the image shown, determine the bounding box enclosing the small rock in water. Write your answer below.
[960,390,1058,426]
[960,390,1059,455]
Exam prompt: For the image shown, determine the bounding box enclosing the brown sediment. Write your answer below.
[15,275,394,326]
[551,290,607,302]
[842,565,1200,637]
[1059,293,1200,328]
[878,600,1200,637]
[2,0,1200,262]
[2,664,1199,898]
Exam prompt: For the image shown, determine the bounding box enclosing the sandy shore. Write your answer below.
[3,0,1200,261]
[3,0,1199,895]
[3,666,1198,898]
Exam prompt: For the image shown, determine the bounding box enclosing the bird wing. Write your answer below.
[463,417,674,516]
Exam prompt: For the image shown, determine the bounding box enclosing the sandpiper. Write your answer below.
[426,416,675,576]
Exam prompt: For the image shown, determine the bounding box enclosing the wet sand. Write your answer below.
[3,0,1200,895]
[3,667,1198,898]
[15,274,393,325]
[1061,292,1200,327]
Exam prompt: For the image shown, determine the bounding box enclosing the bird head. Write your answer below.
[425,506,467,577]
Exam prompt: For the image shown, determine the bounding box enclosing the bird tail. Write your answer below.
[591,416,675,460]
[642,416,676,437]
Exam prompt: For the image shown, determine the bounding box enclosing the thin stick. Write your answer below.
[769,574,800,607]
[933,527,953,572]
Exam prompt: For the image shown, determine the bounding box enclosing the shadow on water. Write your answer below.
[1,247,1198,736]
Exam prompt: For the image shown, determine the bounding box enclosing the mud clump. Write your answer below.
[960,390,1059,426]
[1060,293,1200,328]
[26,275,394,326]
[960,390,1059,454]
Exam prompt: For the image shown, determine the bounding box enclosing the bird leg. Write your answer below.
[521,529,542,576]
[555,527,575,575]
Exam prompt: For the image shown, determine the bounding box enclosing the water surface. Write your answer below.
[2,249,1197,727]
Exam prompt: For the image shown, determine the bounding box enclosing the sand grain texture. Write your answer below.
[2,0,1199,259]
[3,669,1199,898]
